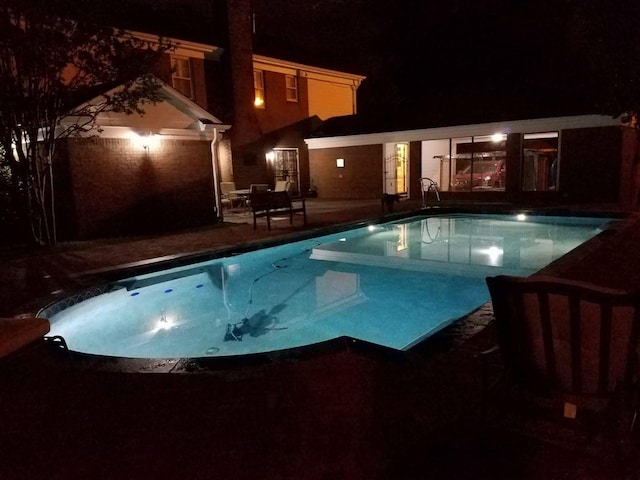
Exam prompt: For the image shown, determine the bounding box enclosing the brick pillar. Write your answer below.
[505,133,522,193]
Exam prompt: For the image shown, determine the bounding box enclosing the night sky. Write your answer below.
[65,0,640,119]
[252,0,640,117]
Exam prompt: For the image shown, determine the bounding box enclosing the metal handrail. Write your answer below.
[419,177,440,207]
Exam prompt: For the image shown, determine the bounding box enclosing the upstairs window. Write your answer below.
[285,74,298,102]
[254,70,265,108]
[171,56,193,99]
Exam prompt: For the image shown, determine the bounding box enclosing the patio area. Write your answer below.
[1,198,639,479]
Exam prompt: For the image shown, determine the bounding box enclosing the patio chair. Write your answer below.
[274,180,290,193]
[249,183,269,194]
[250,190,306,230]
[419,177,440,207]
[220,181,239,209]
[481,274,640,454]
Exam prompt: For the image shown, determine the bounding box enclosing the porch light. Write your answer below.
[516,214,527,221]
[336,158,345,168]
[132,132,159,151]
[491,133,506,143]
[254,97,264,107]
[265,150,275,162]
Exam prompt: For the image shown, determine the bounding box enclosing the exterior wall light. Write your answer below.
[491,133,506,143]
[132,132,159,151]
[336,158,345,168]
[265,150,275,162]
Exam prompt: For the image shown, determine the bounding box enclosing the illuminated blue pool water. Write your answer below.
[44,213,616,359]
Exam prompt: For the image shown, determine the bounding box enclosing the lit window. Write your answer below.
[171,56,193,99]
[254,70,265,108]
[285,74,298,102]
[450,136,506,192]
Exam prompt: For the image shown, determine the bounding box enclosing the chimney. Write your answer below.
[226,0,262,148]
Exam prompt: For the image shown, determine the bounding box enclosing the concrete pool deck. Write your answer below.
[1,198,639,479]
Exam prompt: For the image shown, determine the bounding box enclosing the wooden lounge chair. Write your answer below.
[481,274,640,452]
[0,316,50,358]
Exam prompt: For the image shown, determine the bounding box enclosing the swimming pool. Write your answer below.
[43,213,616,359]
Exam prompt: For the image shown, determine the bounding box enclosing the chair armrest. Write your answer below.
[0,317,50,358]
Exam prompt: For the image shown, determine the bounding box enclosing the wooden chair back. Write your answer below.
[249,183,269,194]
[274,180,290,193]
[486,275,640,399]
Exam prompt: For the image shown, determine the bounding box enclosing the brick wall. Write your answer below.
[61,137,215,239]
[255,71,310,134]
[560,126,621,203]
[409,141,421,199]
[191,58,209,109]
[309,145,383,199]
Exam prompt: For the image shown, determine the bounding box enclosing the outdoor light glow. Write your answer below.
[477,245,504,266]
[336,158,345,168]
[491,133,505,142]
[254,97,264,107]
[153,313,176,332]
[368,225,377,231]
[339,237,347,242]
[132,132,160,151]
[265,151,275,162]
[516,214,527,221]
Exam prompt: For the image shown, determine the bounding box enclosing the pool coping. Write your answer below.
[36,206,629,374]
[61,205,625,283]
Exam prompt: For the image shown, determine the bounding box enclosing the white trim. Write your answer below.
[305,115,620,149]
[58,125,228,141]
[252,54,365,87]
[130,31,222,59]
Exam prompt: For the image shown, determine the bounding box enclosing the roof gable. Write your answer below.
[95,82,226,130]
[61,77,229,138]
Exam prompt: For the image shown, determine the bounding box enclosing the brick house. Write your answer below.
[54,80,230,240]
[240,55,364,196]
[53,0,364,239]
